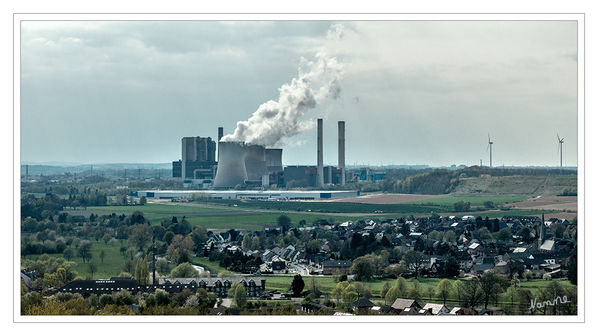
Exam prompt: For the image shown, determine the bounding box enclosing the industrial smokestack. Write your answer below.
[317,118,324,187]
[213,142,248,188]
[338,121,345,185]
[218,127,223,141]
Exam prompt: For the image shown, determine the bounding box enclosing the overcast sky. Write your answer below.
[20,20,578,167]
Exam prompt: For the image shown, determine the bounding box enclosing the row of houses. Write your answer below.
[58,277,267,298]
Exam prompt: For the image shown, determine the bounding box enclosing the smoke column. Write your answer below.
[221,25,344,147]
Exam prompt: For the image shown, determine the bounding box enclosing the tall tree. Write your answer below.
[277,215,291,234]
[87,263,97,279]
[479,271,508,309]
[436,279,453,304]
[229,282,247,308]
[290,275,305,297]
[381,282,391,304]
[166,234,195,265]
[129,224,152,251]
[462,278,483,308]
[78,240,92,263]
[251,236,260,250]
[403,250,426,279]
[351,255,376,281]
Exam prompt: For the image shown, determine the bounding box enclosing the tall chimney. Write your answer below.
[338,121,345,185]
[317,118,324,187]
[218,127,223,141]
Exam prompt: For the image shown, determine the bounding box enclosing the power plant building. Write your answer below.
[172,136,217,181]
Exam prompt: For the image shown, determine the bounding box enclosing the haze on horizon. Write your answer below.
[20,20,578,167]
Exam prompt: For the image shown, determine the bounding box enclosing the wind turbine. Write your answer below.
[557,134,565,168]
[487,133,494,168]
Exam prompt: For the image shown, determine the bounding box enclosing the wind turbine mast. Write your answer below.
[557,134,565,168]
[487,133,494,168]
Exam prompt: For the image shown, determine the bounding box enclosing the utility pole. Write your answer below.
[152,232,156,285]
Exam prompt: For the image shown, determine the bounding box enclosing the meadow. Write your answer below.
[22,239,128,279]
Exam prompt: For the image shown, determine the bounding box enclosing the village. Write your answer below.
[22,209,576,316]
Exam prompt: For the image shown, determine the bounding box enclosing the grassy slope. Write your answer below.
[454,175,577,196]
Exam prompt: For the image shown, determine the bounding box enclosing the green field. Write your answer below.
[23,239,127,279]
[205,199,449,214]
[83,204,360,231]
[81,201,554,232]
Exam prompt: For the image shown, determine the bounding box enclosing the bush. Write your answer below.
[453,201,471,212]
[99,294,115,307]
[169,262,199,278]
[155,289,170,306]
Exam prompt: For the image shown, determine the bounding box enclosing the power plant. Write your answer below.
[172,119,355,190]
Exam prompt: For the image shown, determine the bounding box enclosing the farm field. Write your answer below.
[505,196,577,211]
[64,199,558,233]
[206,199,452,214]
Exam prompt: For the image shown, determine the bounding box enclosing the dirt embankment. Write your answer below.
[332,193,443,204]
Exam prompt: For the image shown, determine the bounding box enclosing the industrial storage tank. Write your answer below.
[213,141,248,188]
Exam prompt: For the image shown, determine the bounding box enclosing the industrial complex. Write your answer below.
[170,119,386,191]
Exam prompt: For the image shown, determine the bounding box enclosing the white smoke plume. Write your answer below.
[221,25,344,147]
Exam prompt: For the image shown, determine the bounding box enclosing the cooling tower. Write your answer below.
[338,121,345,185]
[317,118,324,187]
[244,144,267,181]
[214,141,248,188]
[266,148,283,172]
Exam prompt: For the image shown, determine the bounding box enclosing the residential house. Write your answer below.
[322,260,352,275]
[390,298,422,314]
[352,298,374,315]
[422,303,450,315]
